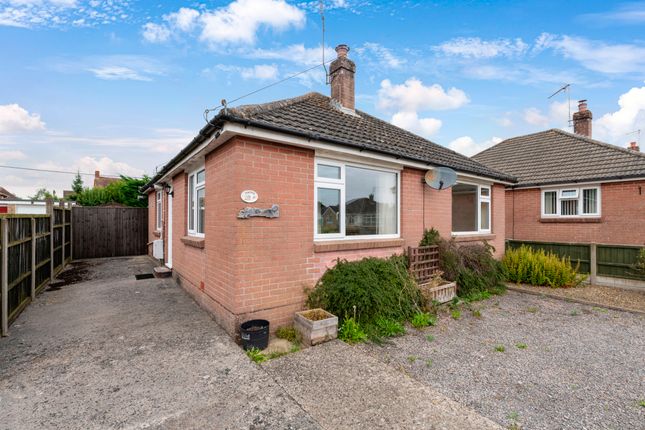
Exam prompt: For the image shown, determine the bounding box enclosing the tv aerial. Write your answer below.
[548,83,572,129]
[425,167,457,190]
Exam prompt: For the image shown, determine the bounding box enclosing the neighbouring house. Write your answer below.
[473,100,645,247]
[0,199,48,215]
[0,187,17,213]
[93,170,119,188]
[143,44,515,336]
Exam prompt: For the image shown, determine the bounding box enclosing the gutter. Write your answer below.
[509,174,645,189]
[143,113,517,191]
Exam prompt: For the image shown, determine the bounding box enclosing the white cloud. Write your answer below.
[209,63,279,80]
[497,116,513,127]
[74,156,144,177]
[434,37,528,58]
[579,3,645,25]
[596,83,645,142]
[0,0,131,28]
[247,43,334,66]
[87,66,152,81]
[538,33,645,74]
[53,55,168,81]
[523,107,549,127]
[0,104,45,133]
[355,42,405,69]
[390,111,442,138]
[377,78,469,112]
[143,0,305,47]
[142,22,171,43]
[448,136,502,157]
[0,149,27,160]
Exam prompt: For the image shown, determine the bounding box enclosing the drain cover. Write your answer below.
[135,273,155,280]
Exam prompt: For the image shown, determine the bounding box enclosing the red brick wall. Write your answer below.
[153,136,508,336]
[506,180,645,245]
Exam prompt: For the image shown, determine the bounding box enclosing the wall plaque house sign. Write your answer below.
[237,204,280,219]
[240,190,258,203]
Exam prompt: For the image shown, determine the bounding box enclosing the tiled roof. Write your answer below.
[473,128,645,187]
[225,92,515,182]
[0,186,16,199]
[94,176,119,188]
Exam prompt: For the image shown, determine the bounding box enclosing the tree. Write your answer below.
[74,176,149,207]
[71,171,84,195]
[29,188,59,201]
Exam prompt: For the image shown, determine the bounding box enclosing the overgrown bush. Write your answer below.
[631,248,645,277]
[419,227,441,247]
[502,245,587,288]
[338,317,367,344]
[74,176,149,207]
[306,255,423,326]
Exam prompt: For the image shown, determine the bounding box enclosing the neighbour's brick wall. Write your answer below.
[505,180,645,245]
[153,136,508,337]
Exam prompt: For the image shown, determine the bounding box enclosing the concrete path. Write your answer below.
[0,257,318,430]
[264,341,502,430]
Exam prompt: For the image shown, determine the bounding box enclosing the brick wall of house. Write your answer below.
[505,180,645,245]
[147,192,158,257]
[152,136,508,337]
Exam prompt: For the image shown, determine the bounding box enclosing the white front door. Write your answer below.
[166,185,173,268]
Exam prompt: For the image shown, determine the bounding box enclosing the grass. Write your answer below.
[507,411,519,420]
[472,309,482,318]
[515,342,528,350]
[338,317,368,344]
[570,309,579,316]
[275,326,298,342]
[411,312,437,328]
[527,306,539,313]
[246,348,267,363]
[495,344,506,352]
[407,355,418,363]
[450,309,461,320]
[374,317,406,337]
[425,359,433,367]
[592,306,609,313]
[639,399,645,408]
[426,334,435,342]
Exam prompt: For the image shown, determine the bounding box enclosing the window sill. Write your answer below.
[181,236,205,249]
[451,234,496,242]
[313,238,405,253]
[153,230,161,237]
[540,217,602,223]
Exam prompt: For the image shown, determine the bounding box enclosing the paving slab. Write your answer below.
[263,340,502,430]
[0,257,319,430]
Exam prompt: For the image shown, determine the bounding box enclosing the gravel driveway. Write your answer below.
[0,257,318,430]
[360,291,645,430]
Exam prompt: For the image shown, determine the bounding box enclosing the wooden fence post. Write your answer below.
[61,202,65,267]
[589,243,597,285]
[1,218,8,336]
[46,199,54,282]
[31,217,36,300]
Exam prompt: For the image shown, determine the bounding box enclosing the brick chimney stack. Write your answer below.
[329,44,356,111]
[629,141,640,152]
[95,170,100,178]
[572,99,592,138]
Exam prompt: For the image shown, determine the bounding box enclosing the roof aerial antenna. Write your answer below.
[221,99,228,115]
[548,83,571,129]
[626,129,641,146]
[320,0,329,85]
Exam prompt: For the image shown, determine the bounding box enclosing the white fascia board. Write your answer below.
[514,177,645,190]
[222,122,513,185]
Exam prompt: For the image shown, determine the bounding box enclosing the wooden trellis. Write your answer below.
[407,245,440,284]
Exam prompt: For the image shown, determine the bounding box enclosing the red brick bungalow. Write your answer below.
[143,45,515,336]
[473,101,645,247]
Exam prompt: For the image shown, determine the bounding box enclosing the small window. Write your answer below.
[155,191,162,230]
[583,188,598,214]
[560,189,578,199]
[452,183,491,234]
[317,164,341,180]
[544,191,557,215]
[188,168,205,236]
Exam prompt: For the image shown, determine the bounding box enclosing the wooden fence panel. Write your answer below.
[72,207,147,259]
[597,244,645,280]
[506,240,591,273]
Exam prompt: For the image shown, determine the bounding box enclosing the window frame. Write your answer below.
[313,158,401,241]
[541,185,601,218]
[187,166,206,237]
[155,190,162,231]
[451,181,492,236]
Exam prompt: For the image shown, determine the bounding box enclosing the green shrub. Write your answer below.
[410,312,436,328]
[338,317,367,344]
[419,228,441,247]
[306,255,423,326]
[502,245,587,288]
[631,248,645,277]
[246,348,267,363]
[438,239,506,298]
[74,176,149,207]
[275,326,298,342]
[373,317,405,337]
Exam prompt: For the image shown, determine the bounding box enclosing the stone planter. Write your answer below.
[425,281,457,303]
[294,308,338,347]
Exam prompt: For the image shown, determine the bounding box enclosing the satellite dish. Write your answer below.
[425,167,457,190]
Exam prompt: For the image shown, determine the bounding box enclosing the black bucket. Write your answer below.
[240,319,270,351]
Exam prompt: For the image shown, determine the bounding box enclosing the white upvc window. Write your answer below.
[314,158,400,241]
[451,182,492,235]
[541,186,600,217]
[187,167,205,236]
[155,190,162,231]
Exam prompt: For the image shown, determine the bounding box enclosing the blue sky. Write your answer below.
[1,0,645,197]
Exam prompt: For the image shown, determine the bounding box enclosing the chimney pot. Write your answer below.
[329,44,356,111]
[573,99,592,138]
[95,170,100,178]
[629,141,640,152]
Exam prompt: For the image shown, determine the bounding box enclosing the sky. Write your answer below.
[1,0,645,198]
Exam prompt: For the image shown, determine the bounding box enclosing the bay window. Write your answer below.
[315,159,399,240]
[541,186,600,217]
[452,183,491,234]
[188,168,205,236]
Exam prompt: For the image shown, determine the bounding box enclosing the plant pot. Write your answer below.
[240,319,269,351]
[294,309,338,347]
[425,281,457,303]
